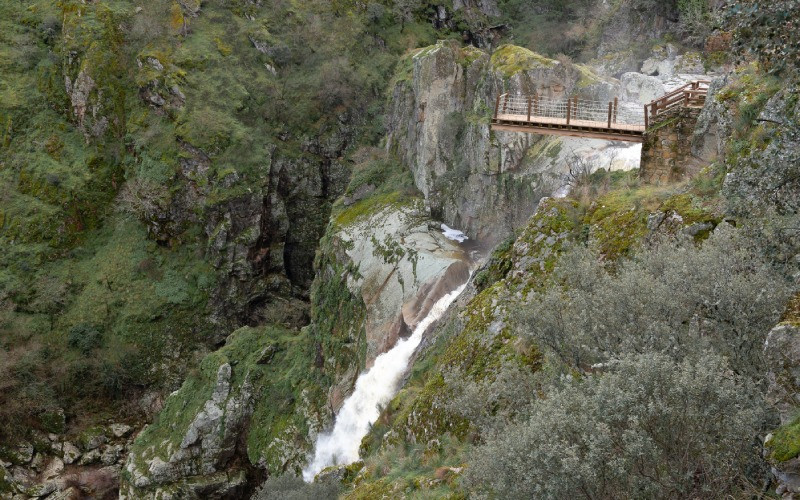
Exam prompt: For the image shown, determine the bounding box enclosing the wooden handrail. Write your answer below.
[494,93,504,119]
[646,80,709,119]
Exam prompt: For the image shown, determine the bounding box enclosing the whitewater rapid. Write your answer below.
[302,281,469,481]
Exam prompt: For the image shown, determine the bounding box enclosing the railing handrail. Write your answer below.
[646,80,709,117]
[491,80,710,132]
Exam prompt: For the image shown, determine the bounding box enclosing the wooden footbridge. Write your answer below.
[491,80,710,142]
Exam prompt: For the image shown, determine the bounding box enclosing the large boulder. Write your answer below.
[620,72,666,105]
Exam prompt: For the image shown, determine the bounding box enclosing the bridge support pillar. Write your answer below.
[640,107,703,184]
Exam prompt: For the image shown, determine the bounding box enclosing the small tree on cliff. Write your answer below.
[393,0,423,32]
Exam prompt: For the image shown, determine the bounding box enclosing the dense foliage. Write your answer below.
[727,0,800,76]
[466,353,766,499]
[0,0,464,443]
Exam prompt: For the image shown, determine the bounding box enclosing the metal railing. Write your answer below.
[493,94,646,132]
[492,80,710,134]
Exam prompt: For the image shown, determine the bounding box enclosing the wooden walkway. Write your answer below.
[491,81,709,143]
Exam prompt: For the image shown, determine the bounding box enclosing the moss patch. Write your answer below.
[491,44,555,78]
[782,292,800,326]
[767,415,800,463]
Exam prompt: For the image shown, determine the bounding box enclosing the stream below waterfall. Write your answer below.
[302,280,470,481]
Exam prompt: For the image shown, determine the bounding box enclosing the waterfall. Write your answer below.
[302,281,469,481]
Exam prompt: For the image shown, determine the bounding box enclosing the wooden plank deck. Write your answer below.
[492,113,645,143]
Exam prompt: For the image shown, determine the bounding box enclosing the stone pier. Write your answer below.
[640,107,703,184]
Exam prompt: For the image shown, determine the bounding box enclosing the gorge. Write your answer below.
[1,1,799,499]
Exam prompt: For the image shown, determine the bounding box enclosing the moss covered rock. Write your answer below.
[121,325,327,498]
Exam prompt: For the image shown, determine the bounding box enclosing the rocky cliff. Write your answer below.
[387,41,616,244]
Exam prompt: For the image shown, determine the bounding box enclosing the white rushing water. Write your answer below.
[441,224,468,243]
[302,281,469,481]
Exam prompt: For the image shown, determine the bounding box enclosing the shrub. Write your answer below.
[726,0,800,77]
[253,474,339,500]
[465,352,767,499]
[518,224,792,379]
[67,324,103,355]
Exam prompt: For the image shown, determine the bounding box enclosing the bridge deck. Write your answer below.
[492,113,645,142]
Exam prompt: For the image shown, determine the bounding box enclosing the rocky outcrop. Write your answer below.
[386,41,615,245]
[122,326,328,498]
[691,76,733,164]
[620,72,666,105]
[310,196,471,414]
[341,201,468,365]
[0,423,133,499]
[765,323,800,426]
[764,320,800,499]
[593,1,678,68]
[452,0,499,17]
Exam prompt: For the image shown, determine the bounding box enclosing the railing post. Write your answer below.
[534,93,539,116]
[613,97,618,123]
[494,94,501,120]
[502,94,509,115]
[607,101,613,128]
[566,96,571,125]
[527,96,532,122]
[643,105,648,129]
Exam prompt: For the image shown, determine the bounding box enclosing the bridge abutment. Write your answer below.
[640,107,703,184]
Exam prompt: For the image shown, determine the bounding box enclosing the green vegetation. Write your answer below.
[0,0,462,446]
[127,325,327,482]
[490,44,555,78]
[726,0,800,77]
[767,415,800,463]
[334,148,419,228]
[466,353,766,498]
[253,473,339,500]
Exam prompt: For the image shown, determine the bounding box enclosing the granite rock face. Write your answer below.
[764,323,800,499]
[338,201,470,369]
[620,72,666,105]
[122,362,252,498]
[765,324,800,425]
[691,76,733,165]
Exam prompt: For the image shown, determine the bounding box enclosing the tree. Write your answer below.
[392,0,423,33]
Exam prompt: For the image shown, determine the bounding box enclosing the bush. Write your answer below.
[726,0,800,77]
[67,324,103,355]
[518,224,792,379]
[465,352,767,499]
[253,474,339,500]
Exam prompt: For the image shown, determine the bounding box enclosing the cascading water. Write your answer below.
[302,281,469,481]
